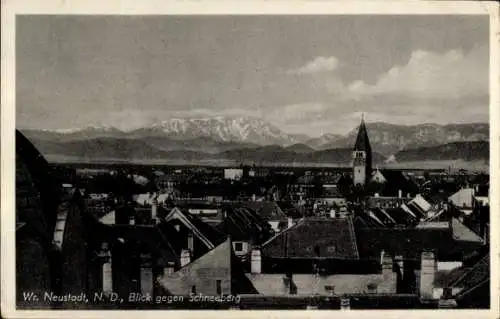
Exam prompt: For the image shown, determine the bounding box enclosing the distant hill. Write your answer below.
[394,141,489,162]
[30,138,169,160]
[321,122,489,155]
[28,136,386,165]
[285,143,315,153]
[20,119,489,164]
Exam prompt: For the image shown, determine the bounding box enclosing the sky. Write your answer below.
[16,15,489,137]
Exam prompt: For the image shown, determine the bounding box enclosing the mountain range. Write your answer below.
[20,116,489,165]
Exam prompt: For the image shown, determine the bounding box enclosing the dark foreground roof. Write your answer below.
[355,227,483,261]
[262,217,359,259]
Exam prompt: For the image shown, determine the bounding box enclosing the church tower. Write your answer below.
[352,114,372,186]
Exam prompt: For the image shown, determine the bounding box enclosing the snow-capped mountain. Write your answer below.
[51,124,121,134]
[21,117,489,159]
[128,116,302,146]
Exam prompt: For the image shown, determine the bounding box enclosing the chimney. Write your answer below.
[380,250,393,277]
[140,253,153,296]
[282,273,293,295]
[398,190,402,198]
[287,217,294,228]
[163,261,175,277]
[100,242,113,294]
[251,249,262,274]
[187,232,194,253]
[129,215,135,225]
[340,297,350,310]
[329,209,336,219]
[419,251,436,300]
[180,249,191,267]
[395,255,404,279]
[151,198,158,223]
[483,224,489,244]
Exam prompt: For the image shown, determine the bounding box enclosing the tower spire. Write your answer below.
[361,112,364,122]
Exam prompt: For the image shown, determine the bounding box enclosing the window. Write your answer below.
[191,285,196,294]
[216,280,222,295]
[234,242,244,252]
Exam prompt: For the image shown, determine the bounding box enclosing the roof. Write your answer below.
[433,268,468,288]
[377,170,418,195]
[353,119,371,153]
[16,130,61,237]
[243,201,287,221]
[245,272,397,296]
[455,278,490,308]
[99,210,116,225]
[408,195,432,213]
[217,206,273,242]
[448,188,475,208]
[355,227,483,261]
[451,218,484,243]
[105,224,178,266]
[262,217,359,259]
[449,254,489,289]
[382,207,418,226]
[276,201,303,218]
[165,207,226,249]
[159,237,232,295]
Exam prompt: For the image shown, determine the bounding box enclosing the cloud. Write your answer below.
[288,56,340,74]
[348,45,488,99]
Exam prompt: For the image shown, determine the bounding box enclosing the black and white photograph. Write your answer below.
[2,1,499,317]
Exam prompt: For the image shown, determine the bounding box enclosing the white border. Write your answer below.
[2,1,499,318]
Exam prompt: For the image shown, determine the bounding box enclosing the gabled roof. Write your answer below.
[158,237,232,295]
[165,207,225,249]
[104,224,178,265]
[219,205,274,242]
[262,217,359,259]
[276,201,303,218]
[451,218,484,243]
[244,201,287,221]
[383,207,418,226]
[16,130,61,238]
[353,119,371,152]
[377,170,418,194]
[370,208,397,227]
[449,254,489,291]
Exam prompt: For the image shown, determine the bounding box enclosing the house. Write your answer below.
[355,218,484,295]
[355,218,484,262]
[245,250,397,296]
[224,168,244,181]
[448,188,475,211]
[420,251,489,308]
[88,221,179,300]
[369,169,419,198]
[216,205,275,259]
[243,201,289,232]
[163,207,226,261]
[158,238,257,297]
